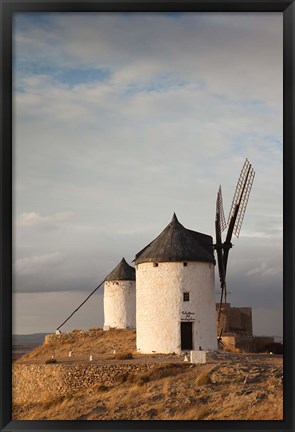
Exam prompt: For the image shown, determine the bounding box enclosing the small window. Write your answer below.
[183,262,188,267]
[153,263,158,267]
[183,292,190,302]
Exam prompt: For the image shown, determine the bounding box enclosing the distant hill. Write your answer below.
[12,333,50,361]
[13,333,49,346]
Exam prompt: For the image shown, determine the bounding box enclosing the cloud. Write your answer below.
[15,252,63,275]
[13,227,141,294]
[12,12,283,336]
[14,13,282,105]
[18,211,74,228]
[245,262,282,278]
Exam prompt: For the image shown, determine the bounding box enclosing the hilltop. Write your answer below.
[13,328,283,421]
[16,328,139,364]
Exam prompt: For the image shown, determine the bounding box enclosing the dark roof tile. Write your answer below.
[105,258,136,281]
[134,213,215,264]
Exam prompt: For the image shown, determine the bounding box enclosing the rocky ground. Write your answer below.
[13,328,283,421]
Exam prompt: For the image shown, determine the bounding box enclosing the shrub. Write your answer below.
[148,364,187,380]
[116,364,188,387]
[114,352,134,360]
[196,372,212,386]
[96,384,109,392]
[132,374,150,386]
[45,358,57,364]
[131,364,187,386]
[116,372,129,384]
[196,407,210,420]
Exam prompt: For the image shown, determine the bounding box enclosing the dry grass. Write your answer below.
[13,328,283,421]
[116,363,189,387]
[168,405,211,420]
[250,400,283,420]
[17,328,137,363]
[135,364,188,384]
[13,360,283,421]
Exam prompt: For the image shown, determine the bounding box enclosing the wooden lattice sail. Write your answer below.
[215,159,255,334]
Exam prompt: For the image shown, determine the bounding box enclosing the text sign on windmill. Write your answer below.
[214,159,255,332]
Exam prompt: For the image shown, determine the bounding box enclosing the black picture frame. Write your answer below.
[1,1,294,431]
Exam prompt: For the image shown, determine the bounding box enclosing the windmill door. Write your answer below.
[181,322,193,350]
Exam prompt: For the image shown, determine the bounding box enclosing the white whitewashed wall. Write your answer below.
[103,280,136,329]
[136,261,217,354]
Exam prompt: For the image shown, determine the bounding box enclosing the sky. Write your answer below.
[12,12,283,337]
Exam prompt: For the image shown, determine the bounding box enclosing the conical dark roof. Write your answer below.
[105,258,136,281]
[134,213,215,265]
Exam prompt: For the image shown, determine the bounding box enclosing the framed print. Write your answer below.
[1,1,294,432]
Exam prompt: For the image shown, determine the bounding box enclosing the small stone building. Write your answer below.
[216,303,276,352]
[216,303,253,336]
[135,213,218,354]
[103,258,136,330]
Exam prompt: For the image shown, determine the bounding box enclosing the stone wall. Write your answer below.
[251,336,275,352]
[13,363,164,405]
[221,335,274,352]
[228,307,253,335]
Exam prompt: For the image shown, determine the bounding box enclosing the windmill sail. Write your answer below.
[215,159,255,335]
[227,159,255,238]
[215,186,227,321]
[216,186,227,233]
